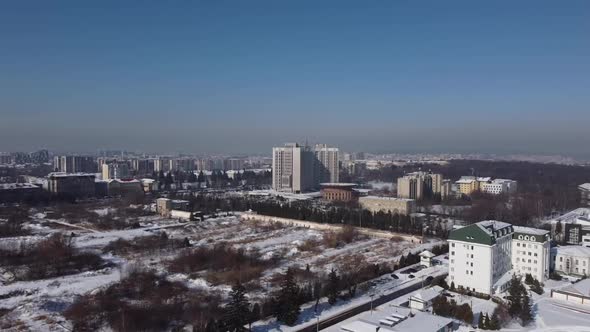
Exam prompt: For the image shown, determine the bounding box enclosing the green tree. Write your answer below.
[274,268,301,326]
[327,268,340,305]
[519,292,533,326]
[225,282,251,331]
[478,312,485,329]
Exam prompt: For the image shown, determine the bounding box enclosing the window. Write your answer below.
[576,260,579,265]
[451,251,455,256]
[471,254,474,258]
[452,243,455,247]
[451,259,454,264]
[471,245,474,250]
[470,271,473,275]
[471,262,473,267]
[560,257,563,262]
[517,243,520,247]
[466,270,469,275]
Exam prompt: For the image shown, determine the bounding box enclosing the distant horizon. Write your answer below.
[2,145,589,163]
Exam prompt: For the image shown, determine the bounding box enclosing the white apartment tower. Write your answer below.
[314,144,339,184]
[272,143,339,193]
[448,220,513,295]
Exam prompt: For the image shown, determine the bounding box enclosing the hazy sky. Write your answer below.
[1,1,589,156]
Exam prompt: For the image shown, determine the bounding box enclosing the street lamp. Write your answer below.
[370,293,376,314]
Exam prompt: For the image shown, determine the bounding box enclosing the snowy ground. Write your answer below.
[1,203,443,331]
[251,257,449,332]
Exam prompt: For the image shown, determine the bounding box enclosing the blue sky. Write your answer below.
[0,1,589,155]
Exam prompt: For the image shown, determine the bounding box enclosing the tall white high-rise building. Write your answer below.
[314,144,339,185]
[272,143,339,193]
[102,162,130,180]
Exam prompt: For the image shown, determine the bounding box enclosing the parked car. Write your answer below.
[390,274,399,279]
[408,274,415,279]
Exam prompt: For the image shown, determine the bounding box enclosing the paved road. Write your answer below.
[296,274,448,332]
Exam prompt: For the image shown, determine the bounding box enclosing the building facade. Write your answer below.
[397,171,443,200]
[358,196,416,216]
[272,143,339,193]
[551,246,590,277]
[47,173,96,197]
[448,220,514,294]
[102,162,130,180]
[549,208,590,246]
[511,226,551,282]
[320,183,357,202]
[53,155,96,173]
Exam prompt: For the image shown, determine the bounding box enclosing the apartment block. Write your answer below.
[448,220,513,294]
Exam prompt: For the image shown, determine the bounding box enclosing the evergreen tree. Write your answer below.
[489,312,501,330]
[507,275,523,317]
[249,303,261,331]
[450,281,456,291]
[327,268,340,305]
[519,292,533,326]
[274,268,301,326]
[483,313,490,329]
[478,312,485,329]
[225,282,251,331]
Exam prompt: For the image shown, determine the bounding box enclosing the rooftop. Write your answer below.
[557,279,590,297]
[361,196,415,202]
[550,208,590,224]
[513,226,550,236]
[48,172,96,178]
[579,183,590,191]
[552,245,590,257]
[0,183,40,190]
[320,182,358,188]
[410,285,443,303]
[478,220,512,233]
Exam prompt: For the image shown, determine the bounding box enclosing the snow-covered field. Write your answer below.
[0,204,440,331]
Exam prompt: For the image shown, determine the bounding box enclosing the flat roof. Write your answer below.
[579,183,590,191]
[361,195,415,202]
[552,245,590,257]
[513,226,549,236]
[0,183,40,190]
[320,182,358,187]
[48,172,96,178]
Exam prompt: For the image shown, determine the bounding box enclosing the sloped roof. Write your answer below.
[557,279,590,298]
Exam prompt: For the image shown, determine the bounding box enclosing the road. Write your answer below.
[296,273,448,332]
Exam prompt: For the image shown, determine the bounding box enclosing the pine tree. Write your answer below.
[275,268,301,326]
[249,303,261,331]
[327,268,340,305]
[507,275,523,317]
[490,312,500,330]
[450,281,455,291]
[519,292,533,326]
[483,313,490,329]
[225,282,251,331]
[478,312,485,329]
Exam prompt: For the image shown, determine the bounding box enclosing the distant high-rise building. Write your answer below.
[313,144,339,184]
[131,159,155,175]
[53,155,96,173]
[0,153,12,165]
[272,143,339,193]
[397,171,443,200]
[272,143,314,193]
[223,158,245,171]
[102,162,130,180]
[154,158,170,172]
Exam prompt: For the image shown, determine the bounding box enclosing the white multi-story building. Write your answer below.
[511,226,551,282]
[551,245,590,277]
[272,143,339,193]
[313,144,339,185]
[448,220,513,295]
[481,179,518,195]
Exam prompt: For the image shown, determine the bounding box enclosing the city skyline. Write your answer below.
[1,1,589,156]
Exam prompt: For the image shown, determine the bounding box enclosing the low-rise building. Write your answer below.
[512,226,551,282]
[549,208,590,245]
[481,179,518,195]
[320,183,358,202]
[96,179,143,197]
[551,279,590,305]
[0,183,43,202]
[551,245,590,277]
[359,196,416,216]
[330,306,453,332]
[409,286,444,311]
[420,250,436,268]
[47,172,96,198]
